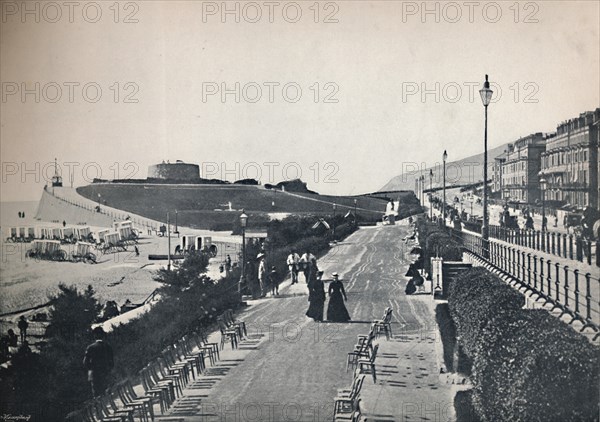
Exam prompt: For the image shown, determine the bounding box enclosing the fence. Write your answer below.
[449,228,600,337]
[489,225,599,267]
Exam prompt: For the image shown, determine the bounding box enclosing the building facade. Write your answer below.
[540,108,599,211]
[501,133,548,204]
[491,153,506,194]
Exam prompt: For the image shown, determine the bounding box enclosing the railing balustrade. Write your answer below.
[483,225,598,268]
[447,226,599,337]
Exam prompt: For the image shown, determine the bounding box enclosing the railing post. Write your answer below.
[568,235,574,260]
[555,262,561,303]
[516,248,521,279]
[563,265,570,308]
[535,230,540,251]
[573,269,580,316]
[542,230,546,253]
[576,237,583,262]
[585,240,592,266]
[521,250,526,282]
[584,273,592,322]
[596,241,600,268]
[557,233,561,256]
[546,259,552,299]
[512,247,517,277]
[527,253,532,287]
[539,256,544,294]
[551,232,556,255]
[532,255,538,290]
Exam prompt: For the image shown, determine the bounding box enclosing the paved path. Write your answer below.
[157,223,456,422]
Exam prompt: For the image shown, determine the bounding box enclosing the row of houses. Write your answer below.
[491,108,599,211]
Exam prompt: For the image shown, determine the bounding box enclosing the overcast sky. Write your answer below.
[1,0,599,201]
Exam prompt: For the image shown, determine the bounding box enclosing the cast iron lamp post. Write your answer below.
[479,74,493,258]
[239,210,248,298]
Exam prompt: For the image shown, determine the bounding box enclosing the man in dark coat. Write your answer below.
[83,327,114,397]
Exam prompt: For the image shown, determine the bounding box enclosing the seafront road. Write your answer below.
[156,223,456,422]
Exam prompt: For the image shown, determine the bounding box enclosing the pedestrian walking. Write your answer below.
[83,327,114,398]
[257,254,267,297]
[306,269,325,322]
[300,250,316,283]
[269,266,279,296]
[226,255,232,271]
[17,316,28,344]
[525,215,534,230]
[134,245,139,256]
[287,251,300,284]
[326,273,351,322]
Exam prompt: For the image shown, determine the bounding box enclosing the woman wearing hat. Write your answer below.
[326,272,351,322]
[306,268,325,322]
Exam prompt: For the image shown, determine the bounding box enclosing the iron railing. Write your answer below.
[449,228,600,337]
[488,225,598,267]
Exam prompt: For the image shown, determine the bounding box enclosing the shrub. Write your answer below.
[447,266,599,422]
[435,303,457,371]
[471,309,599,422]
[425,232,462,262]
[416,218,462,274]
[447,267,525,358]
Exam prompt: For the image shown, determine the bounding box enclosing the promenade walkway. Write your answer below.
[152,223,456,422]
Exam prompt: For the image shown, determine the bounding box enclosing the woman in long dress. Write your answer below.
[306,268,325,321]
[326,273,351,322]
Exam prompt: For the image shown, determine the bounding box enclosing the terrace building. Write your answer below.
[491,152,506,195]
[501,132,548,205]
[540,108,599,211]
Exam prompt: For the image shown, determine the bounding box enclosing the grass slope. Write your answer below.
[77,183,420,230]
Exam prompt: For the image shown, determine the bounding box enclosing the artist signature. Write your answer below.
[1,415,31,421]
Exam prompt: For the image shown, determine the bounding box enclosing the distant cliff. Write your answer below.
[380,142,510,191]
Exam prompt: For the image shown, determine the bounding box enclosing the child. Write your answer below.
[269,266,279,296]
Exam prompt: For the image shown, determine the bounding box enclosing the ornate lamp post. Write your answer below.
[443,150,448,222]
[479,74,493,258]
[166,212,171,271]
[239,210,248,298]
[332,203,337,238]
[429,169,433,220]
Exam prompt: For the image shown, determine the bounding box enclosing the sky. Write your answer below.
[1,0,599,201]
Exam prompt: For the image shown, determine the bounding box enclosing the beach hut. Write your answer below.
[104,232,121,245]
[97,229,112,242]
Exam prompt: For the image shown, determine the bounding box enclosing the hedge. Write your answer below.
[472,309,599,422]
[447,266,600,422]
[447,267,525,357]
[416,217,463,275]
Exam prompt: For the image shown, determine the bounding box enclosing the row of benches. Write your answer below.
[333,307,394,422]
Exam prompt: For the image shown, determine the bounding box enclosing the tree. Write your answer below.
[153,251,210,288]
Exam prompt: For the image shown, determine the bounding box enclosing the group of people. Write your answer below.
[0,316,32,364]
[286,250,317,284]
[258,254,280,296]
[306,270,351,322]
[285,250,351,322]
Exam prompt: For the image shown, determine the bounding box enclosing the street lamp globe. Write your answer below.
[443,150,447,162]
[479,74,493,106]
[240,210,248,228]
